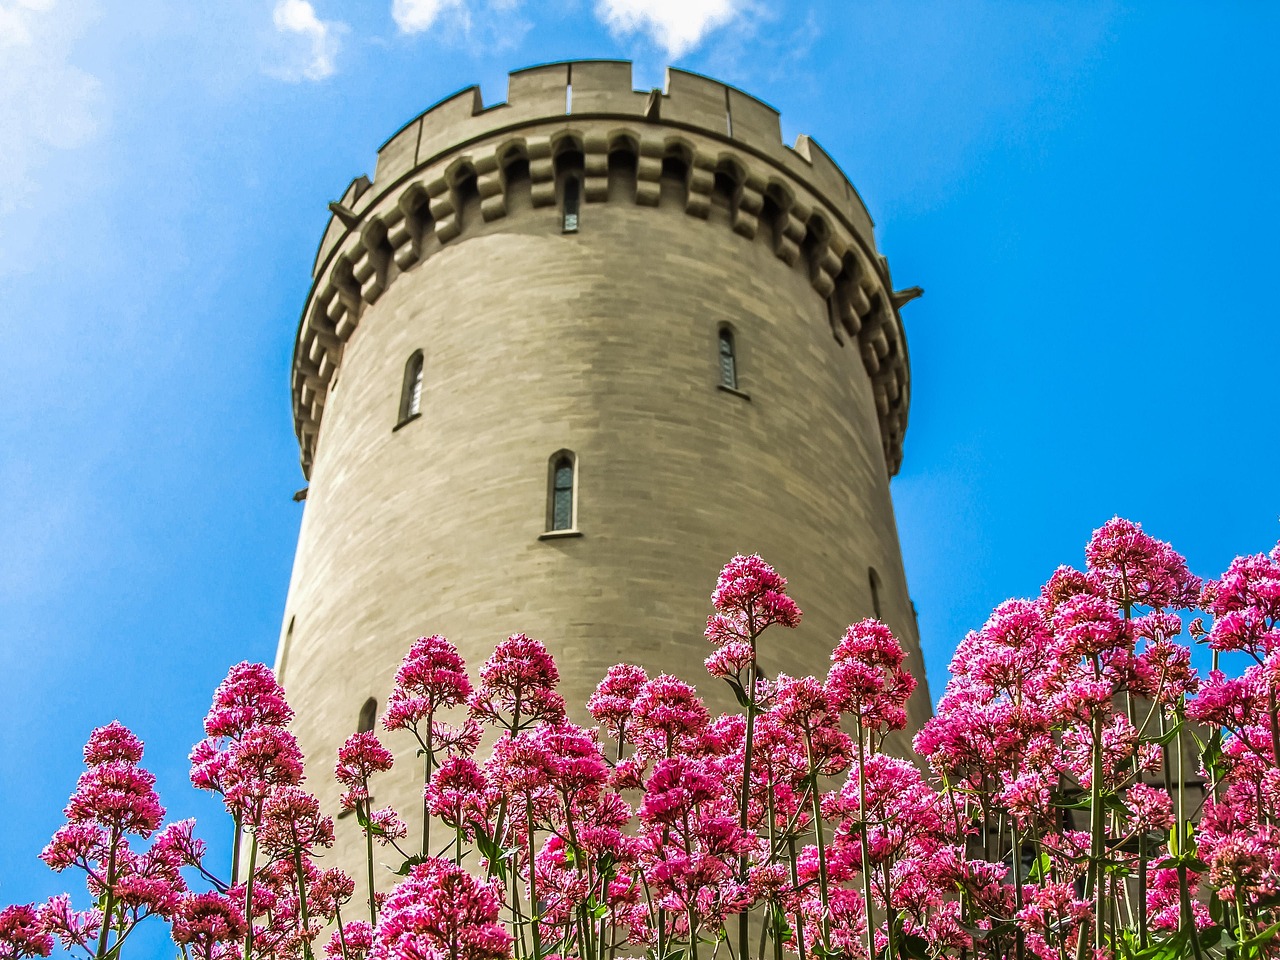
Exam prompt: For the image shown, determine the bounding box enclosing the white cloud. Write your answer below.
[0,0,105,216]
[595,0,748,57]
[270,0,343,81]
[392,0,468,34]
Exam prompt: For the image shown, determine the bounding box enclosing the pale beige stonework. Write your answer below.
[276,60,930,883]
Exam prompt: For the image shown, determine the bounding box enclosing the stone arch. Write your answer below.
[445,158,482,233]
[658,138,693,210]
[709,155,744,227]
[606,130,640,203]
[498,140,533,214]
[759,180,793,257]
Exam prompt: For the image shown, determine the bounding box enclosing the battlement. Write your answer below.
[314,61,874,276]
[294,60,914,482]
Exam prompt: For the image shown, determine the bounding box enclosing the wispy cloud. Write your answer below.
[0,0,105,216]
[270,0,344,81]
[594,0,751,58]
[392,0,468,35]
[390,0,529,51]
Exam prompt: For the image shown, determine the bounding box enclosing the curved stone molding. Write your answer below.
[291,60,913,479]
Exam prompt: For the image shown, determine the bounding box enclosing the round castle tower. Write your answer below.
[277,60,930,873]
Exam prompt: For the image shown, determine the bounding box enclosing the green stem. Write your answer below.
[855,719,876,960]
[365,800,378,926]
[96,829,120,960]
[230,815,242,888]
[528,807,543,960]
[738,642,759,960]
[243,835,259,960]
[803,731,831,949]
[293,849,315,960]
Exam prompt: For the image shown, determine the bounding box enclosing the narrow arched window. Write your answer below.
[562,175,580,233]
[549,452,576,531]
[357,698,377,733]
[718,327,737,390]
[869,567,883,620]
[398,350,423,425]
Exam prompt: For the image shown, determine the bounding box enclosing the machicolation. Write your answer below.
[292,60,914,479]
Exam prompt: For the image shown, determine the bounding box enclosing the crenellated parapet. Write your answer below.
[291,60,914,479]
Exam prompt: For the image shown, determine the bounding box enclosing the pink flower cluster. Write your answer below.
[7,523,1280,960]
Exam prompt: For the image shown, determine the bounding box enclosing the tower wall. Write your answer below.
[277,61,927,879]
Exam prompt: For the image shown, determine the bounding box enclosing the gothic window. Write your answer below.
[718,327,737,390]
[398,350,424,426]
[358,698,377,733]
[869,567,883,620]
[548,452,576,532]
[562,175,581,233]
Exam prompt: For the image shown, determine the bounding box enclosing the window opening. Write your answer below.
[869,567,883,620]
[718,328,737,390]
[563,175,580,233]
[399,351,424,424]
[552,456,574,530]
[357,698,377,733]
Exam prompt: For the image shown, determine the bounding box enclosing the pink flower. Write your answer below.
[1050,594,1128,660]
[335,731,395,795]
[1085,517,1202,610]
[203,662,293,739]
[151,818,206,868]
[0,904,53,960]
[36,895,99,952]
[64,758,165,837]
[426,755,491,830]
[39,823,107,872]
[367,807,408,845]
[470,634,566,730]
[704,555,801,650]
[826,619,916,731]
[327,920,374,960]
[257,786,334,857]
[704,640,755,680]
[369,858,511,960]
[1203,546,1280,655]
[171,891,246,952]
[383,635,473,732]
[83,721,145,766]
[587,664,648,741]
[1123,783,1174,832]
[1040,565,1104,612]
[632,675,709,754]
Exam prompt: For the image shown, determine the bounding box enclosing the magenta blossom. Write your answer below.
[0,904,53,960]
[369,858,511,960]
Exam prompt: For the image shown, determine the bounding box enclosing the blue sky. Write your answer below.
[1,0,1276,929]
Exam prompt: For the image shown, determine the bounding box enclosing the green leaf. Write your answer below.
[1237,920,1280,950]
[394,854,428,876]
[901,934,931,959]
[723,675,752,710]
[1128,930,1188,960]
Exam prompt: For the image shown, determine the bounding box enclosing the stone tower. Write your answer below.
[276,60,930,874]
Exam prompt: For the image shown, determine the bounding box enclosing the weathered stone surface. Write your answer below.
[277,60,927,886]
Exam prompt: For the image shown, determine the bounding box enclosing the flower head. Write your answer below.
[203,662,293,739]
[384,635,472,732]
[369,858,511,960]
[0,904,53,960]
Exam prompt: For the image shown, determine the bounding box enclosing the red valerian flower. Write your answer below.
[0,904,53,960]
[1085,517,1201,611]
[170,891,246,957]
[383,634,473,732]
[257,786,334,858]
[203,662,293,739]
[826,619,916,732]
[369,858,511,960]
[704,554,801,649]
